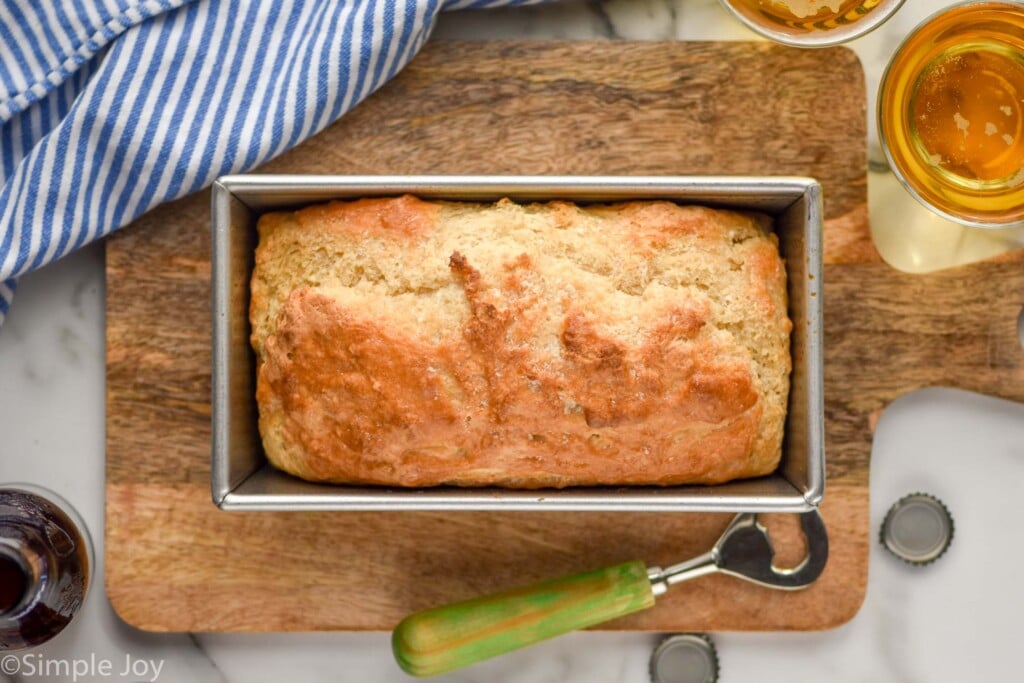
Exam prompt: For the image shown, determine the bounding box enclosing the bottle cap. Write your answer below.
[650,633,719,683]
[880,492,954,566]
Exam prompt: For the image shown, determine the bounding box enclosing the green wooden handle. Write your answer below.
[392,560,655,677]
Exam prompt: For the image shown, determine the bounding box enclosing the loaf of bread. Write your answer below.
[250,195,791,488]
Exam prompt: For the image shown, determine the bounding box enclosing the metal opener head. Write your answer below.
[714,510,829,590]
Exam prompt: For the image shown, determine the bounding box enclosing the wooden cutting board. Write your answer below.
[105,41,1024,633]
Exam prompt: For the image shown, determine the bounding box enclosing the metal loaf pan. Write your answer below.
[211,176,824,512]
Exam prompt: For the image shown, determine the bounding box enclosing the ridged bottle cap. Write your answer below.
[880,493,954,566]
[650,633,719,683]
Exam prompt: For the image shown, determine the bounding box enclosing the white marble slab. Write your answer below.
[2,2,1023,682]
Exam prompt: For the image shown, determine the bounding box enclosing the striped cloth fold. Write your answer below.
[0,0,551,324]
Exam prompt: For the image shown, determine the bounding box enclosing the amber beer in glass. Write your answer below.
[879,2,1024,228]
[720,0,906,46]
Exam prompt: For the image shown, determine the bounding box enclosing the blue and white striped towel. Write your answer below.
[0,0,550,325]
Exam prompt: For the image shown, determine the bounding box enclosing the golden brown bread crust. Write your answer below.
[251,195,791,488]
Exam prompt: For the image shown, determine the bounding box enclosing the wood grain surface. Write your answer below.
[105,41,1024,633]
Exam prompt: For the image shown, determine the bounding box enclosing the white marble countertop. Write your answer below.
[2,1,1023,682]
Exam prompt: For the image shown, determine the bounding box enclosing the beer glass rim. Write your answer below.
[717,0,908,48]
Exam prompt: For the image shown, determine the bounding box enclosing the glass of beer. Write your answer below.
[718,0,907,47]
[879,2,1024,228]
[0,485,93,649]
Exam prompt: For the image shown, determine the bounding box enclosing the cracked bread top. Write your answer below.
[250,195,791,488]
